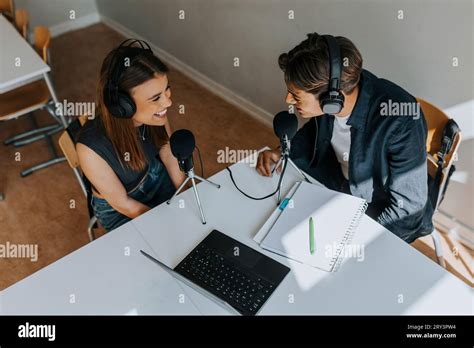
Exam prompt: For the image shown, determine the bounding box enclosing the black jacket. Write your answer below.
[290,69,434,243]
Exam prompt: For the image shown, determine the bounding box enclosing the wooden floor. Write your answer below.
[0,23,471,291]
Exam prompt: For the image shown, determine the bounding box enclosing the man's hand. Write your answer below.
[256,149,281,177]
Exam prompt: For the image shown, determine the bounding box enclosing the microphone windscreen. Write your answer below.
[273,111,298,140]
[170,129,195,160]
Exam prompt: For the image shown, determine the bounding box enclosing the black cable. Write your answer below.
[226,156,288,200]
[193,143,288,201]
[195,145,204,177]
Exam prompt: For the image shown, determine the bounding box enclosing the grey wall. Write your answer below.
[15,0,98,30]
[96,0,473,113]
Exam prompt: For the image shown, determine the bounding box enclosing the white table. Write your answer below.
[1,153,471,315]
[0,222,203,315]
[131,156,472,315]
[0,14,67,127]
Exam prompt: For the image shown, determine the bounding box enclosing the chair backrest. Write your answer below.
[58,116,88,169]
[0,0,14,20]
[14,8,28,39]
[33,26,51,63]
[0,0,13,11]
[418,97,462,208]
[58,116,98,235]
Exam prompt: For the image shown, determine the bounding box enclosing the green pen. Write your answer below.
[309,217,315,254]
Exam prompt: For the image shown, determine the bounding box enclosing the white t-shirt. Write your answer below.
[330,114,351,180]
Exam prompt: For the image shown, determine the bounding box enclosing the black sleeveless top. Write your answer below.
[76,118,161,192]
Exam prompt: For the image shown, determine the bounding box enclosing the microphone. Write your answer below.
[167,128,221,225]
[170,129,195,173]
[273,111,298,142]
[225,111,296,204]
[272,111,310,197]
[225,110,307,205]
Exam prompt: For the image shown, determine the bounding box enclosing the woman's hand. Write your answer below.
[159,142,186,189]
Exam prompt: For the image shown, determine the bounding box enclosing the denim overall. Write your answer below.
[91,157,176,232]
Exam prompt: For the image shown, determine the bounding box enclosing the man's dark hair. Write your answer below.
[278,33,363,96]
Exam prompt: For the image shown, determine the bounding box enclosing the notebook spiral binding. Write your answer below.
[329,200,368,272]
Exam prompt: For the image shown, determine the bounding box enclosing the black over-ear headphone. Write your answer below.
[319,35,345,115]
[103,39,154,119]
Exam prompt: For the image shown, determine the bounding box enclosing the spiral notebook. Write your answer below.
[254,181,368,272]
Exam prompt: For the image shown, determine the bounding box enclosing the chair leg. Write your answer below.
[12,124,63,147]
[20,157,67,177]
[4,124,60,145]
[87,216,97,242]
[431,229,446,268]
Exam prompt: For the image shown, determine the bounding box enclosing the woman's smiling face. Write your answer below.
[130,73,172,127]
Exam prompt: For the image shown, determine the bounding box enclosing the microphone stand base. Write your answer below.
[167,170,221,225]
[273,155,311,205]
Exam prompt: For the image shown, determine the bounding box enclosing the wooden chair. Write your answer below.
[33,26,51,64]
[1,25,65,176]
[418,97,462,268]
[0,79,51,122]
[1,26,52,123]
[14,8,28,39]
[58,116,99,242]
[0,0,14,22]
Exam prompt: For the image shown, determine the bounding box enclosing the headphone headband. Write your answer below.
[104,39,153,118]
[322,35,342,92]
[109,39,153,89]
[319,34,345,115]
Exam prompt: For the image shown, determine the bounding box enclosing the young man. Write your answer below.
[256,33,434,243]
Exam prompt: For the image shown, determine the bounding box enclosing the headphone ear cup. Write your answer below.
[116,91,136,118]
[319,91,345,115]
[103,88,136,118]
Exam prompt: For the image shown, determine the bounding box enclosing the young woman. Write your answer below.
[77,40,185,232]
